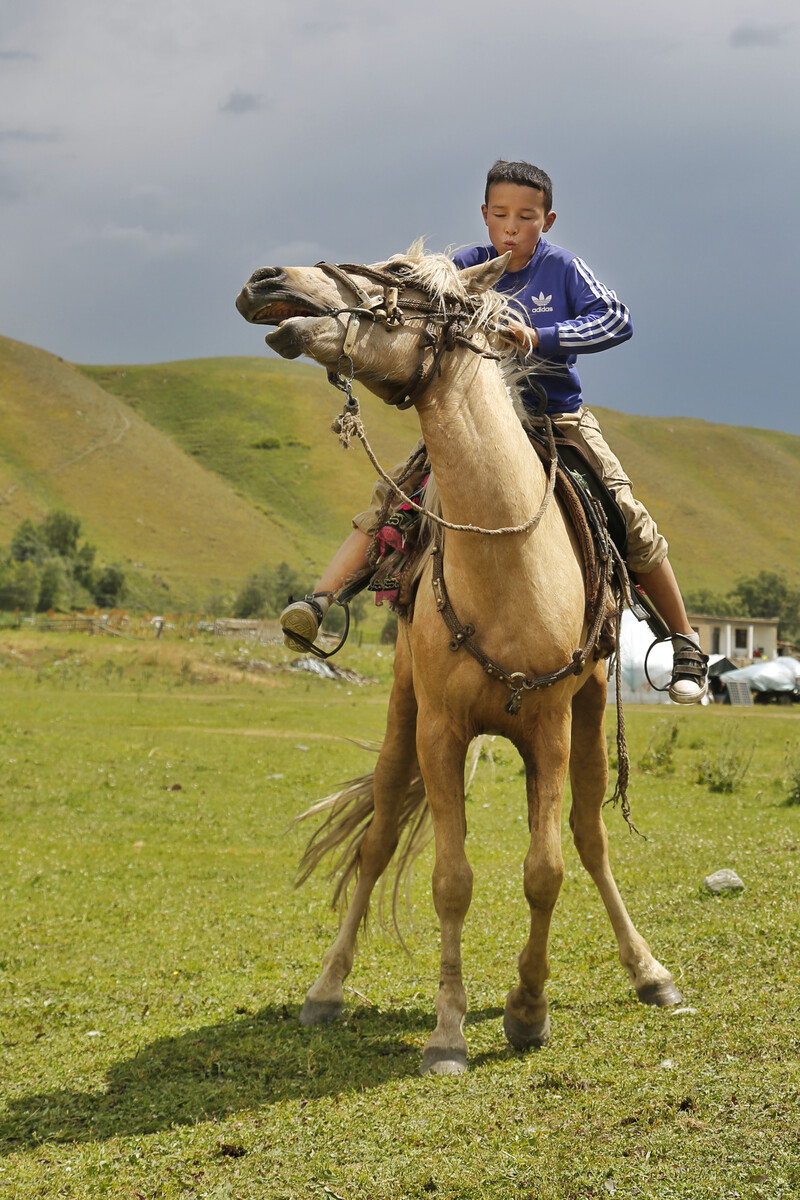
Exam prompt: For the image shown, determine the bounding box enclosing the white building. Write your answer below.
[686,613,779,665]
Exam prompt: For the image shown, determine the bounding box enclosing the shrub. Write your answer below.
[41,510,81,558]
[0,559,40,612]
[324,592,369,635]
[381,610,399,645]
[696,726,756,793]
[93,565,127,608]
[9,518,47,565]
[2,511,116,614]
[233,576,269,619]
[37,558,71,612]
[73,542,97,591]
[233,562,305,619]
[783,744,800,806]
[638,718,681,776]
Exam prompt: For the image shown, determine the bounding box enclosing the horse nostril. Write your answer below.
[251,266,285,284]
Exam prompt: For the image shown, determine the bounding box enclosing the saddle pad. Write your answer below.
[549,437,629,559]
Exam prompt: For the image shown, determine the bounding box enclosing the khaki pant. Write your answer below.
[352,408,668,576]
[551,407,668,575]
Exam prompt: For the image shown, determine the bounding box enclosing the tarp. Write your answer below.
[718,656,800,694]
[606,609,674,704]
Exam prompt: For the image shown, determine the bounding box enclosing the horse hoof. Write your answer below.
[504,1010,551,1050]
[636,979,684,1007]
[420,1046,468,1075]
[298,997,343,1026]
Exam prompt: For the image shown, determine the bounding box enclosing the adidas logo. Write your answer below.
[530,291,553,310]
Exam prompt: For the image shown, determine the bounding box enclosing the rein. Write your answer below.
[322,259,558,537]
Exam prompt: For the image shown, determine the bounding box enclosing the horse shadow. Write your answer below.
[0,1002,507,1149]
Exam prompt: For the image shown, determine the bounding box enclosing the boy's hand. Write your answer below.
[503,319,539,353]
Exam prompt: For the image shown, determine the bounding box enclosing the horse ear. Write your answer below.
[458,251,512,292]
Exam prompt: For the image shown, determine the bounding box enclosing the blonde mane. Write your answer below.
[391,240,517,343]
[392,241,544,408]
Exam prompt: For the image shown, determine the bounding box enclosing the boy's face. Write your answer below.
[481,182,556,272]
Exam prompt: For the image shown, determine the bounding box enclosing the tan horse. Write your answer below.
[236,247,682,1074]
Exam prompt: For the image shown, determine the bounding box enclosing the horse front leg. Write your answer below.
[569,665,682,1006]
[417,718,472,1075]
[300,632,419,1025]
[503,706,571,1051]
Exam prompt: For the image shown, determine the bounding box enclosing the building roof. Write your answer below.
[687,612,780,626]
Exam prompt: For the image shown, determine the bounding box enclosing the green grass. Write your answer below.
[1,629,799,1198]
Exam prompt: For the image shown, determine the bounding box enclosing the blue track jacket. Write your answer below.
[453,239,633,414]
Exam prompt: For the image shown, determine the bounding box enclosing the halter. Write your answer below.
[315,260,500,409]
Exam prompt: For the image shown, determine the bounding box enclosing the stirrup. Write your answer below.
[644,632,708,704]
[280,592,351,660]
[280,594,324,653]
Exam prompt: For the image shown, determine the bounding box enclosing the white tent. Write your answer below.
[606,609,715,705]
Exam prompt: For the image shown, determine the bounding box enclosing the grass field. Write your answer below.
[1,628,799,1199]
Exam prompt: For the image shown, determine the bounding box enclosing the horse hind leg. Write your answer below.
[569,666,683,1006]
[299,644,419,1025]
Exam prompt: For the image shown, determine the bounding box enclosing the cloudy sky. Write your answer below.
[1,1,798,432]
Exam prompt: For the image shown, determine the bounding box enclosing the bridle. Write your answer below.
[315,260,501,410]
[316,258,555,540]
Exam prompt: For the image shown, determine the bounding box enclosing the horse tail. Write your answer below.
[292,751,430,944]
[292,737,486,941]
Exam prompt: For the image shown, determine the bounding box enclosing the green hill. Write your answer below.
[0,336,416,608]
[1,332,798,609]
[0,338,331,608]
[76,354,418,570]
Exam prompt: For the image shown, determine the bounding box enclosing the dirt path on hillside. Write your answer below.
[1,394,131,508]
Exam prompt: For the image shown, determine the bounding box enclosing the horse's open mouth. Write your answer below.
[248,299,323,325]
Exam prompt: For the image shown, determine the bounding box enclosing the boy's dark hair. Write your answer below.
[484,159,553,213]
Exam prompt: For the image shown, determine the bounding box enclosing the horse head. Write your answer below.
[235,247,512,407]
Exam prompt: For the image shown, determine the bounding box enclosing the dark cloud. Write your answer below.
[219,90,262,115]
[296,17,349,39]
[1,0,798,435]
[729,22,794,48]
[0,127,60,143]
[0,165,26,203]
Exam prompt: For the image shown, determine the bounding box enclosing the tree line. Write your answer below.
[232,561,368,632]
[2,510,795,643]
[0,511,126,613]
[685,571,800,643]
